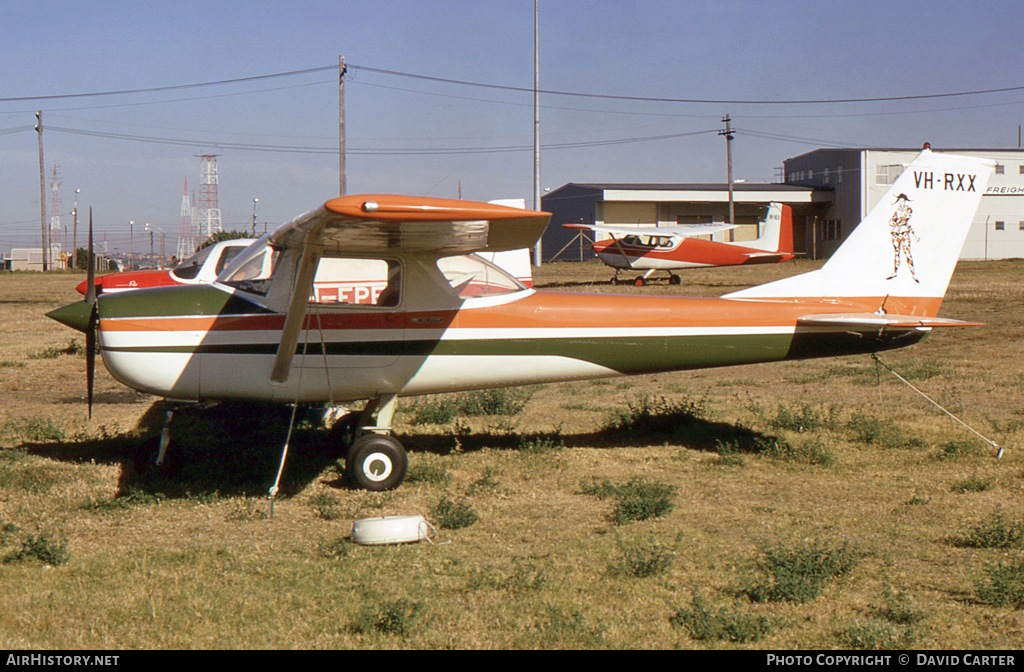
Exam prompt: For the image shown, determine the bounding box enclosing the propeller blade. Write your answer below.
[86,208,96,419]
[86,302,96,420]
[86,208,96,305]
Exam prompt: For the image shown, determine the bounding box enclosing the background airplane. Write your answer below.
[75,238,256,295]
[565,202,795,285]
[48,150,993,492]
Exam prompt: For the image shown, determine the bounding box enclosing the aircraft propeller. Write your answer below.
[85,208,97,419]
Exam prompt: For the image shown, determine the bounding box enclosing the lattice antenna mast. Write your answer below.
[196,154,222,239]
[49,164,62,265]
[176,177,195,261]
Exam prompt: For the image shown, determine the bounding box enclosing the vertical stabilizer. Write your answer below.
[726,150,993,307]
[745,202,793,253]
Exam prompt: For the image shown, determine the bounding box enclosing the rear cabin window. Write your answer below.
[310,257,400,307]
[436,254,525,299]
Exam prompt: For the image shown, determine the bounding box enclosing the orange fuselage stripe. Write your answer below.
[98,292,944,333]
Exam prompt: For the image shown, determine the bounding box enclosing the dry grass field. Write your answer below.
[1,258,1022,650]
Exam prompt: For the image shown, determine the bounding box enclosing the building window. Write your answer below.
[995,221,1005,231]
[995,164,1005,175]
[819,220,841,241]
[1019,165,1024,175]
[876,164,904,186]
[837,166,843,184]
[823,168,830,185]
[1019,221,1024,231]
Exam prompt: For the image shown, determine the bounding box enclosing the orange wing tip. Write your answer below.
[325,194,549,222]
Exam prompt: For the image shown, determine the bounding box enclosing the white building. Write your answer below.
[783,147,1024,260]
[3,246,65,272]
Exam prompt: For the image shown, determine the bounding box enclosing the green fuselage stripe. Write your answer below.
[102,329,927,375]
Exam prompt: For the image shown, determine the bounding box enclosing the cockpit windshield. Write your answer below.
[171,245,216,280]
[217,237,279,296]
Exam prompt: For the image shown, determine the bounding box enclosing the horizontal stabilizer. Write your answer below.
[798,313,983,329]
[743,252,787,261]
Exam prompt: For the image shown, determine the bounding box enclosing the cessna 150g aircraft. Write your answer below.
[565,202,796,286]
[48,149,992,491]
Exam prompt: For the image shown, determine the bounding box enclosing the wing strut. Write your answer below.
[271,241,322,384]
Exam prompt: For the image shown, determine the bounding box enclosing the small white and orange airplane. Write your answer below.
[565,202,795,285]
[75,238,257,295]
[49,148,992,491]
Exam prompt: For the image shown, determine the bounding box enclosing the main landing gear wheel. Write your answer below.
[635,277,646,287]
[668,274,682,285]
[346,433,408,491]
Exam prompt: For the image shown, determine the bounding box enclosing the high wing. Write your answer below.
[268,194,550,383]
[272,194,549,256]
[565,221,738,239]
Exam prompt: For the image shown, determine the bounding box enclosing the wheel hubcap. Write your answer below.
[362,452,393,482]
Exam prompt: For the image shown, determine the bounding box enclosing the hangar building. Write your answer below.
[541,147,1024,262]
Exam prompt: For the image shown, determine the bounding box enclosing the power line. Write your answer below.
[0,66,336,103]
[3,61,1024,107]
[47,125,719,156]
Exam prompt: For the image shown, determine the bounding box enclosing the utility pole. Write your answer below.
[532,0,542,266]
[719,114,735,226]
[35,111,47,271]
[339,55,347,197]
[72,189,80,270]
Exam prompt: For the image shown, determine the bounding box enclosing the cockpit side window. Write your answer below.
[310,257,400,307]
[215,246,247,275]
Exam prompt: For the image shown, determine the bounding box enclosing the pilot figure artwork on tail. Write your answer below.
[887,193,918,282]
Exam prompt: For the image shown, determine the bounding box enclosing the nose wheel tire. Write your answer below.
[346,434,408,491]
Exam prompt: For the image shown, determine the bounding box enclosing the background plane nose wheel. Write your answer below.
[346,434,408,491]
[134,435,182,476]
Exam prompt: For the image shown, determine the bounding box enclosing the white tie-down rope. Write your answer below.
[872,353,1003,459]
[267,308,312,518]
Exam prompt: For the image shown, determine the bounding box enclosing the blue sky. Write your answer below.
[2,0,1023,255]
